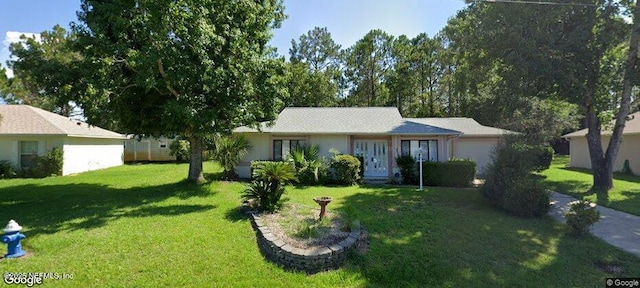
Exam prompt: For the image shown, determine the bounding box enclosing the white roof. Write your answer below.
[564,111,640,138]
[235,107,510,136]
[0,105,127,139]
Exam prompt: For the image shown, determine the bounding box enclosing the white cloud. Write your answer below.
[2,31,41,78]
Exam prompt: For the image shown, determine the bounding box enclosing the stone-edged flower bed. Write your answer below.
[249,211,360,274]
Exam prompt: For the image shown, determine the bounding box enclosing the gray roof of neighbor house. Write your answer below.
[234,107,510,136]
[0,105,127,139]
[405,117,513,137]
[564,111,640,137]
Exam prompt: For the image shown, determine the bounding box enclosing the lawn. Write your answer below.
[1,162,640,287]
[540,155,640,215]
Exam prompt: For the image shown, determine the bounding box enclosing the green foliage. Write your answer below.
[565,200,601,236]
[0,161,17,179]
[73,0,287,182]
[396,155,417,184]
[169,140,191,162]
[622,159,634,175]
[244,161,297,212]
[211,134,252,180]
[35,147,64,177]
[533,145,554,172]
[330,154,361,185]
[287,144,328,185]
[421,159,476,187]
[482,137,550,218]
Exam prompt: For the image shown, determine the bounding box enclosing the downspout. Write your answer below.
[446,133,463,160]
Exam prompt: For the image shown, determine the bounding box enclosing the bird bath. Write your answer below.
[313,197,333,221]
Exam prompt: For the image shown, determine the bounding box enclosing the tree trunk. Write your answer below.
[188,134,205,183]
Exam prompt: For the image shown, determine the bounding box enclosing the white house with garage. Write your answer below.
[0,105,127,175]
[233,107,512,180]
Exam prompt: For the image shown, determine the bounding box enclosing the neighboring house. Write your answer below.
[0,105,127,176]
[564,111,640,175]
[233,107,512,179]
[124,136,177,162]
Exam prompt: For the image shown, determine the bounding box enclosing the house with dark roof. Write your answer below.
[233,107,512,179]
[0,105,128,175]
[563,111,640,175]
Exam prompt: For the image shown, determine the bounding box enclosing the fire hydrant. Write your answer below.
[2,220,26,258]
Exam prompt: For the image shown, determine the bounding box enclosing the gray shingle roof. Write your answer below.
[405,118,513,136]
[564,111,640,137]
[0,105,127,139]
[234,107,509,136]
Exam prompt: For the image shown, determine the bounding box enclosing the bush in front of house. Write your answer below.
[169,139,191,162]
[0,160,17,179]
[532,145,554,172]
[481,136,550,218]
[330,154,361,185]
[565,200,600,236]
[420,159,476,187]
[34,147,63,177]
[288,144,329,185]
[396,155,417,184]
[243,161,297,212]
[211,134,252,180]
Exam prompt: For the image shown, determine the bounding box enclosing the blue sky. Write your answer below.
[1,0,466,76]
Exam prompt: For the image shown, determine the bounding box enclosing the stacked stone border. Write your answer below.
[249,212,360,274]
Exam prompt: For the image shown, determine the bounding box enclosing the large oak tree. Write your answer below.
[73,0,288,182]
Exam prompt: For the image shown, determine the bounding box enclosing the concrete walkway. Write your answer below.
[549,192,640,257]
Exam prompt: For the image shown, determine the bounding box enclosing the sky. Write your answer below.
[0,0,467,77]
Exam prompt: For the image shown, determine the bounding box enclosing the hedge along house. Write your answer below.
[563,111,640,175]
[0,105,128,175]
[233,107,512,180]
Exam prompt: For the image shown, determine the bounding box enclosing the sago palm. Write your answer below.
[212,134,252,179]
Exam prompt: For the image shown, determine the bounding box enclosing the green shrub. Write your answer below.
[396,155,417,184]
[532,145,554,172]
[288,144,328,185]
[36,147,63,177]
[501,177,550,218]
[211,134,252,180]
[565,200,600,236]
[421,159,476,187]
[243,161,297,212]
[330,154,361,185]
[0,161,17,179]
[481,136,550,218]
[169,139,191,162]
[622,159,634,175]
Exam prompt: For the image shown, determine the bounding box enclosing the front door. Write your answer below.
[353,140,388,178]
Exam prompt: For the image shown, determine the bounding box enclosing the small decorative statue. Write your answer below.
[2,220,26,258]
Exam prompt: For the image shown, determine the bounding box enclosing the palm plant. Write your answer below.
[244,161,297,212]
[211,134,252,179]
[288,144,324,184]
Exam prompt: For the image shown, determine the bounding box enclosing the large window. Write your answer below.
[273,139,306,161]
[400,140,438,162]
[20,141,39,168]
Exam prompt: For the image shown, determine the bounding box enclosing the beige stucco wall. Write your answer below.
[308,135,350,158]
[124,137,176,161]
[569,134,640,174]
[235,133,271,178]
[62,137,124,175]
[0,136,64,167]
[451,137,500,175]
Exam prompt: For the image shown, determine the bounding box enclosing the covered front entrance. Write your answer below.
[353,140,389,178]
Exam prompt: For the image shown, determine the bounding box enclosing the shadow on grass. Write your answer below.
[0,180,215,238]
[333,187,640,286]
[224,207,250,223]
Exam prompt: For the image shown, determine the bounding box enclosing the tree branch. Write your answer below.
[157,58,180,98]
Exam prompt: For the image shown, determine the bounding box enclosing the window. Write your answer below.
[401,140,411,156]
[159,140,167,149]
[418,140,438,162]
[290,140,305,150]
[20,141,38,168]
[273,140,283,161]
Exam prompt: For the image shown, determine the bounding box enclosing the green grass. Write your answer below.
[540,155,640,215]
[1,162,640,287]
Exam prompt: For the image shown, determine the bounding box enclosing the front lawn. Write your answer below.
[1,162,639,287]
[540,155,640,215]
